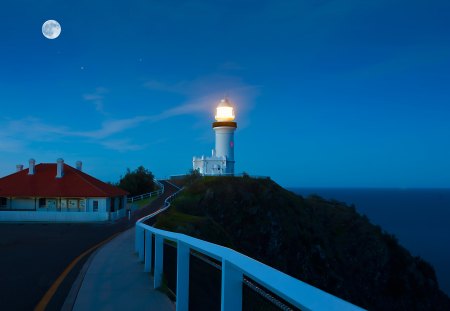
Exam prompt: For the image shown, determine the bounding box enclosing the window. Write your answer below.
[39,198,46,208]
[47,199,56,209]
[93,200,98,212]
[68,199,78,209]
[0,197,7,207]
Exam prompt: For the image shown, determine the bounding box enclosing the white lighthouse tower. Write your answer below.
[193,98,237,175]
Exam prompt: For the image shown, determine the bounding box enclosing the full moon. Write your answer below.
[42,20,61,39]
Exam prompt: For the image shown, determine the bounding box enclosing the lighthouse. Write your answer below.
[193,98,237,175]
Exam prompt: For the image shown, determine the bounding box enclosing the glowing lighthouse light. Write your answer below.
[215,98,235,122]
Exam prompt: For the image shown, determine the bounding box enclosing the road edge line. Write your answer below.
[34,231,122,311]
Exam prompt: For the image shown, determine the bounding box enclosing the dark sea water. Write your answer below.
[289,188,450,296]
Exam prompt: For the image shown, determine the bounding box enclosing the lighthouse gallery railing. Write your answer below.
[135,189,365,311]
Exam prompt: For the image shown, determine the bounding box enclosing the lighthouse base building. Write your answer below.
[193,98,237,176]
[193,151,233,176]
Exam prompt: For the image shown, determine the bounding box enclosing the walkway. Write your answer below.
[71,228,174,311]
[68,180,180,311]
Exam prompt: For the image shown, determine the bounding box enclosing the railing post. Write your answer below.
[154,234,164,288]
[144,230,153,272]
[176,242,190,311]
[134,225,140,253]
[221,260,243,311]
[138,227,145,261]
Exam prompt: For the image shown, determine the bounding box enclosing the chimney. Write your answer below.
[28,159,36,175]
[56,158,64,178]
[75,161,82,171]
[16,164,24,172]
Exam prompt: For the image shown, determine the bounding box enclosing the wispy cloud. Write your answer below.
[0,73,259,154]
[83,87,108,114]
[70,116,150,139]
[144,73,258,97]
[0,136,24,153]
[144,73,260,122]
[100,139,146,152]
[6,117,68,141]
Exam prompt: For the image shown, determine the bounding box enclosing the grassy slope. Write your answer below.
[154,176,450,311]
[134,195,158,208]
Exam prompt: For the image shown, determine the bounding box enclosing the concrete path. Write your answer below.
[71,228,174,311]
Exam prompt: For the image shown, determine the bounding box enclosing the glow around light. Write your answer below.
[215,106,235,121]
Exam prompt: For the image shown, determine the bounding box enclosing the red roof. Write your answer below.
[0,163,128,198]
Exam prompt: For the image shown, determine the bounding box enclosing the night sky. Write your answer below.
[1,0,449,187]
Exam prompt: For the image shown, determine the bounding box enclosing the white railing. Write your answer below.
[127,190,162,203]
[127,179,165,203]
[154,179,165,191]
[135,190,365,311]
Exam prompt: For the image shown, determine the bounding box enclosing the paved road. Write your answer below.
[0,181,179,311]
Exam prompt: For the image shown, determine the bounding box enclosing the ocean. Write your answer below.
[289,188,450,296]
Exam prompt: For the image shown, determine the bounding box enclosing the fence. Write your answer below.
[127,179,165,203]
[127,190,163,203]
[135,190,365,311]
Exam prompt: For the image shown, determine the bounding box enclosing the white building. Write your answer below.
[0,158,128,222]
[193,98,237,175]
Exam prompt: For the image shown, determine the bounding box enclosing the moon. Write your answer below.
[42,20,61,39]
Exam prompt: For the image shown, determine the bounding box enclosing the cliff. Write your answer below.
[154,175,450,310]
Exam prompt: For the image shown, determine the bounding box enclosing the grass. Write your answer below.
[134,195,158,208]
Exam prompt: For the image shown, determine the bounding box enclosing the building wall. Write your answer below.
[86,198,107,213]
[10,198,35,210]
[0,211,110,222]
[5,197,107,213]
[193,156,233,176]
[0,196,126,222]
[104,196,127,212]
[214,127,235,161]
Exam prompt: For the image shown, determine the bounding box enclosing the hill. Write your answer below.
[154,175,450,310]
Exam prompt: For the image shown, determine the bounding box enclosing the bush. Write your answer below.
[118,166,155,196]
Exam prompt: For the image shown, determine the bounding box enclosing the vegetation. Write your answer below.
[117,166,155,196]
[154,176,450,311]
[182,169,202,186]
[135,195,158,208]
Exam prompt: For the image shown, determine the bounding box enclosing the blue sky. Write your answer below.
[1,0,449,187]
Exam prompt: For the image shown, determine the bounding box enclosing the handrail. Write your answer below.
[135,188,365,311]
[127,179,165,203]
[153,179,165,191]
